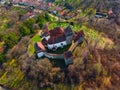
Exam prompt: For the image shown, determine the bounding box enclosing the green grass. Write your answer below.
[48,22,69,30]
[50,21,113,49]
[30,34,41,43]
[0,14,115,89]
[28,20,114,57]
[49,22,109,49]
[28,33,41,56]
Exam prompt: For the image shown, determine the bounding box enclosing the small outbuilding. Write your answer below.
[34,42,46,58]
[64,51,73,65]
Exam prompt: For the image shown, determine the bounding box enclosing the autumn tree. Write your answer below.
[3,32,19,49]
[6,36,30,60]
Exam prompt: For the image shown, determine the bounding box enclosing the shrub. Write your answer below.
[0,53,6,65]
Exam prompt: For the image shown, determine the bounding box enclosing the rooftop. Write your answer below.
[49,27,64,36]
[64,26,73,36]
[74,30,84,42]
[64,51,73,60]
[34,42,46,53]
[48,34,66,44]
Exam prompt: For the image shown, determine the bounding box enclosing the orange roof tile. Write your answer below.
[37,42,46,51]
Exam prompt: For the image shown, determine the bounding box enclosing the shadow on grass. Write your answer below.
[46,44,71,68]
[35,44,72,69]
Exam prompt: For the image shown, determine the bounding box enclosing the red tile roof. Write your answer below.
[34,43,44,53]
[0,47,4,53]
[108,9,113,15]
[60,11,65,16]
[49,27,64,35]
[74,30,84,42]
[48,34,66,44]
[37,42,46,51]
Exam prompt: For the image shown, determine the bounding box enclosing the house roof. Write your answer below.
[60,11,65,16]
[74,30,84,41]
[49,27,64,35]
[64,51,73,60]
[42,27,64,37]
[64,3,73,10]
[37,42,46,50]
[48,34,66,44]
[95,12,107,18]
[34,42,46,53]
[108,9,113,15]
[0,47,4,53]
[47,0,55,2]
[34,43,42,52]
[41,28,50,37]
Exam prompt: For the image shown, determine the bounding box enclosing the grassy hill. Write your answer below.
[54,0,120,15]
[0,15,116,90]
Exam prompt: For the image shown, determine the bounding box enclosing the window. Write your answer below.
[61,43,64,48]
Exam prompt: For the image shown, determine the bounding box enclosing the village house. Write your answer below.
[95,12,107,18]
[46,0,55,2]
[12,0,40,7]
[34,42,46,58]
[107,8,116,19]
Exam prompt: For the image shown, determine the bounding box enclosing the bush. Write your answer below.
[45,13,51,21]
[0,53,6,65]
[6,21,13,28]
[36,15,46,28]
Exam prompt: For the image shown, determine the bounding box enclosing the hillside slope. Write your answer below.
[55,0,120,14]
[0,0,120,90]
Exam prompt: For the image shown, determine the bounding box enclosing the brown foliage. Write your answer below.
[6,36,30,60]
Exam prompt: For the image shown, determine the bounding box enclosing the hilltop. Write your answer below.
[0,0,120,90]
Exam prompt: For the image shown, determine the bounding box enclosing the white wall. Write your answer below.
[43,35,50,41]
[65,59,73,65]
[47,41,67,50]
[37,52,44,58]
[0,86,6,90]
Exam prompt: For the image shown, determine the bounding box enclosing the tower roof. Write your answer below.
[64,26,73,36]
[64,51,73,60]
